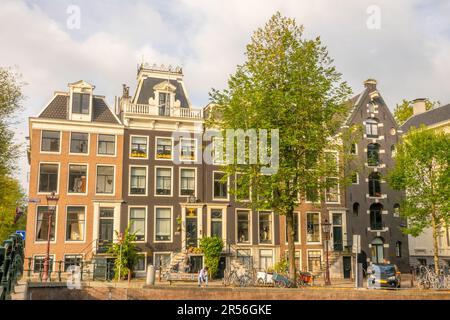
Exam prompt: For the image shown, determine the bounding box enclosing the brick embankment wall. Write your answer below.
[26,282,450,300]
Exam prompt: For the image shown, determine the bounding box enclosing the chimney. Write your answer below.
[412,98,427,116]
[363,79,377,91]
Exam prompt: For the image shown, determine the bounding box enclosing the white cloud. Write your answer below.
[1,0,450,190]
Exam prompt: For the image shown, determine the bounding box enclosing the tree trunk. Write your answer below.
[286,209,297,285]
[431,210,440,276]
[128,270,132,284]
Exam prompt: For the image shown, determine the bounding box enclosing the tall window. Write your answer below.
[370,203,383,230]
[180,139,196,161]
[130,167,147,195]
[325,177,339,203]
[237,210,249,243]
[307,250,322,273]
[156,137,172,159]
[156,167,172,195]
[72,93,90,114]
[306,212,320,243]
[368,172,381,197]
[365,118,379,138]
[68,165,87,194]
[180,168,195,196]
[38,163,58,193]
[155,208,171,241]
[367,143,380,166]
[351,172,359,184]
[130,207,146,241]
[158,92,170,116]
[130,136,148,158]
[134,254,146,272]
[350,143,357,155]
[70,132,89,154]
[66,206,85,241]
[35,206,55,241]
[393,203,400,218]
[41,130,60,152]
[353,202,360,216]
[286,213,299,243]
[213,172,228,199]
[210,209,223,238]
[154,253,171,270]
[259,212,272,244]
[259,249,273,271]
[371,238,384,263]
[212,137,224,164]
[96,166,114,194]
[98,134,115,155]
[396,241,402,257]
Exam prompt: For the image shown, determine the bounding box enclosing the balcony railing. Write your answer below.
[125,103,203,119]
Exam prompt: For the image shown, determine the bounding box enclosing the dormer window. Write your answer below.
[72,93,90,114]
[158,92,170,116]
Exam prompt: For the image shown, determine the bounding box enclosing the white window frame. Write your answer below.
[64,205,87,243]
[257,211,274,245]
[235,208,252,245]
[212,136,225,165]
[154,166,173,197]
[37,162,60,195]
[179,167,197,198]
[207,206,228,245]
[67,163,89,196]
[69,131,90,156]
[129,135,149,160]
[325,177,340,204]
[352,172,359,185]
[284,249,302,270]
[155,136,174,161]
[128,165,148,197]
[259,248,274,271]
[179,138,197,162]
[154,206,173,243]
[97,133,117,157]
[306,211,322,244]
[34,205,58,244]
[212,171,230,201]
[128,206,148,243]
[40,129,62,154]
[95,164,116,196]
[153,252,172,270]
[306,249,323,273]
[32,254,56,275]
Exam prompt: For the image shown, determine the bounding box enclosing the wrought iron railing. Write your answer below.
[0,234,24,300]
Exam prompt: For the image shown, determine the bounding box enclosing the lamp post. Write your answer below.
[322,219,332,286]
[42,192,59,282]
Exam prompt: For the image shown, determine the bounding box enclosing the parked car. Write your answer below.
[367,263,401,289]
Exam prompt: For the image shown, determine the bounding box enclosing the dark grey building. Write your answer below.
[344,79,409,272]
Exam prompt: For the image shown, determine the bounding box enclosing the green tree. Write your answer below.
[393,99,437,126]
[0,67,25,241]
[207,12,352,284]
[108,227,140,282]
[199,237,223,279]
[388,127,450,275]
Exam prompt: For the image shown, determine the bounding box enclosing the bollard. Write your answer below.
[146,265,155,286]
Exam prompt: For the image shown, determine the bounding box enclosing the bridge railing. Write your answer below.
[23,257,116,283]
[0,234,24,300]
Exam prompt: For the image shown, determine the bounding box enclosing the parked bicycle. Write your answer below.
[416,266,450,290]
[223,268,255,287]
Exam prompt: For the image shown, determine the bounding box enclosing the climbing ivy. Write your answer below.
[199,237,223,278]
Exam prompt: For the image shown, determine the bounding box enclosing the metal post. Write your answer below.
[42,210,52,282]
[118,243,122,282]
[325,238,331,286]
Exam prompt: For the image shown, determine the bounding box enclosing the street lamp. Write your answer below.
[42,192,59,282]
[322,219,332,286]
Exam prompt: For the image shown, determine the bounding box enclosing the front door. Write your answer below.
[186,208,198,248]
[332,213,343,251]
[343,256,352,279]
[190,255,203,274]
[217,257,226,279]
[99,208,114,252]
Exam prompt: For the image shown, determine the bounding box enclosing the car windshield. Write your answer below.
[378,265,396,274]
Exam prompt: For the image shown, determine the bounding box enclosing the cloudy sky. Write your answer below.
[1,0,450,190]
